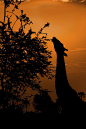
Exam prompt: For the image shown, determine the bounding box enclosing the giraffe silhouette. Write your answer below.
[52,37,84,116]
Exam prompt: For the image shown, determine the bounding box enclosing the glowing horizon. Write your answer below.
[0,0,86,3]
[0,0,86,111]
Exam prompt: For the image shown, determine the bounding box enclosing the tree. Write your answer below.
[78,92,86,101]
[33,90,54,112]
[0,0,54,111]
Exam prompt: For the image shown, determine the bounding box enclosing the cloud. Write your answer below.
[55,0,86,3]
[69,47,86,52]
[70,0,86,2]
[0,0,28,1]
[66,62,86,73]
[52,61,86,74]
[0,0,86,3]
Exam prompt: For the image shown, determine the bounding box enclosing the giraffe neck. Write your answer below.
[55,52,69,97]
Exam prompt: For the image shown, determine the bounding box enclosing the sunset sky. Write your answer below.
[0,0,86,111]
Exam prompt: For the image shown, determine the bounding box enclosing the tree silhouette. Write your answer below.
[0,0,54,111]
[33,90,53,112]
[78,92,86,101]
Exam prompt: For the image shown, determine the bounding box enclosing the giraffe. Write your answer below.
[52,37,83,115]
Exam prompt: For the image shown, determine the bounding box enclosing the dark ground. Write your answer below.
[0,109,85,128]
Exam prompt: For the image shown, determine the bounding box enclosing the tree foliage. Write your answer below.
[0,0,54,111]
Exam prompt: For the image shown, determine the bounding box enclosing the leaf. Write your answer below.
[15,4,18,9]
[26,17,29,22]
[42,36,47,39]
[21,14,26,19]
[4,0,14,8]
[21,10,23,14]
[43,22,50,28]
[30,21,33,24]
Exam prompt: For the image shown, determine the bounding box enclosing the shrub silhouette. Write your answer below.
[33,90,62,114]
[33,90,53,112]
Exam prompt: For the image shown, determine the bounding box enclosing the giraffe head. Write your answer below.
[52,37,68,56]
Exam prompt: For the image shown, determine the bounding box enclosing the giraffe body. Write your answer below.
[52,37,83,115]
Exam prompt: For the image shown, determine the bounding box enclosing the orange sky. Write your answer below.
[0,0,86,111]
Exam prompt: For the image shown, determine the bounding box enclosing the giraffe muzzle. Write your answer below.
[64,47,68,51]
